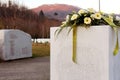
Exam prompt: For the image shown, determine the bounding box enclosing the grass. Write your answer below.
[32,42,50,58]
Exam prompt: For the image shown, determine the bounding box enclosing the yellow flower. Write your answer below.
[71,14,79,20]
[87,8,95,13]
[78,9,86,14]
[62,21,67,24]
[66,15,69,21]
[84,17,91,24]
[90,14,95,19]
[94,12,102,19]
[99,11,104,15]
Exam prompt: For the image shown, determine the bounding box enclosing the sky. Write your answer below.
[4,0,120,14]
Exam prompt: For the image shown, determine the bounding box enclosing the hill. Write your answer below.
[32,4,80,21]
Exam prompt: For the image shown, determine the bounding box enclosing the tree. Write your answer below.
[54,12,58,16]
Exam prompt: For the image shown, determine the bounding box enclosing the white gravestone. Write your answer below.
[51,25,120,80]
[0,29,32,60]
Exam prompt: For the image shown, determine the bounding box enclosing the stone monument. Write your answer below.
[0,29,32,60]
[51,25,120,80]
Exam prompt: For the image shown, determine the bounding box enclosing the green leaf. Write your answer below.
[113,30,119,56]
[72,26,77,63]
[103,16,119,56]
[102,16,117,28]
[54,24,66,36]
[67,21,77,35]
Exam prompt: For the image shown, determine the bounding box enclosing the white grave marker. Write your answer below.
[0,29,32,60]
[51,25,120,80]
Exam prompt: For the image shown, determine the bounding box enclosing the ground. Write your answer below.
[0,57,50,80]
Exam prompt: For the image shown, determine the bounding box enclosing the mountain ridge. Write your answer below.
[32,4,80,21]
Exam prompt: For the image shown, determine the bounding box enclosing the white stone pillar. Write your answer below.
[51,25,120,80]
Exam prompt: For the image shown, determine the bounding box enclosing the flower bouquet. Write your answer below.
[56,8,120,63]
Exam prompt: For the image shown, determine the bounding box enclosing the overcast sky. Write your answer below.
[4,0,120,14]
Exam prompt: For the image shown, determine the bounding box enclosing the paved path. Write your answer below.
[0,57,50,80]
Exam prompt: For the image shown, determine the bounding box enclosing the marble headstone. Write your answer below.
[0,29,32,60]
[51,25,120,80]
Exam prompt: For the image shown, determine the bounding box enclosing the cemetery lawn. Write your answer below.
[32,42,50,57]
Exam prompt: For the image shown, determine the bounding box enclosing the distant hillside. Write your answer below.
[0,0,62,38]
[32,4,80,21]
